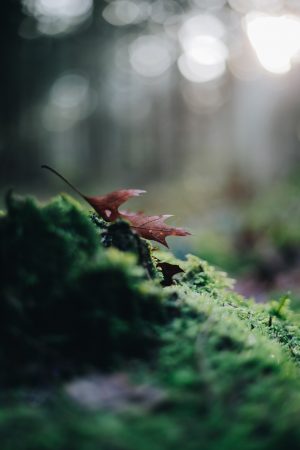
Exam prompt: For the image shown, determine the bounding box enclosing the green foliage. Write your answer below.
[2,193,300,449]
[91,213,158,279]
[191,177,300,279]
[181,254,235,294]
[2,261,300,450]
[244,179,300,247]
[268,294,290,321]
[0,192,98,291]
[190,229,241,273]
[0,193,164,384]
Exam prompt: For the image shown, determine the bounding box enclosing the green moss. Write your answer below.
[2,281,300,450]
[0,192,98,290]
[0,193,164,384]
[91,213,158,279]
[62,248,165,369]
[2,193,300,449]
[181,254,235,293]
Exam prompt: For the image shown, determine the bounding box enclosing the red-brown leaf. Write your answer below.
[41,165,145,221]
[84,190,145,221]
[121,212,190,247]
[41,165,190,247]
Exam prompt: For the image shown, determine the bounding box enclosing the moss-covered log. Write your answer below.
[1,193,300,450]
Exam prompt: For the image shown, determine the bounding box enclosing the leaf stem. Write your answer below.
[41,165,84,199]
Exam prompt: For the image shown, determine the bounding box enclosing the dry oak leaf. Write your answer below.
[85,190,145,222]
[41,165,190,246]
[41,165,145,221]
[121,212,190,247]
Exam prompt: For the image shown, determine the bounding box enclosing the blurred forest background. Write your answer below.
[2,0,300,300]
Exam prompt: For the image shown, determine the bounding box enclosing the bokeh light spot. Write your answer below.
[129,35,173,78]
[23,0,93,35]
[42,73,95,132]
[102,0,149,26]
[178,34,228,83]
[245,12,300,74]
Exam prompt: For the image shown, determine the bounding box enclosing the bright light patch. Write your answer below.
[179,14,226,50]
[178,14,228,83]
[178,35,228,83]
[129,35,173,77]
[33,0,92,18]
[23,0,93,35]
[185,35,228,65]
[245,12,300,74]
[178,54,226,83]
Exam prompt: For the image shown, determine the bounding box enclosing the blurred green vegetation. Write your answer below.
[1,193,300,449]
[190,176,300,305]
[0,193,164,385]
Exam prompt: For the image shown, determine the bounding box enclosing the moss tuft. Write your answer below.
[0,193,164,385]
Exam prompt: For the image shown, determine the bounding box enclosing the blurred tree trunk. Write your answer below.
[0,2,55,187]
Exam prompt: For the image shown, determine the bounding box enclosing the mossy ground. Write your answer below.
[1,193,300,450]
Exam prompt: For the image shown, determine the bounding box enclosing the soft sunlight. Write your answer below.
[178,34,228,83]
[23,0,93,34]
[177,14,228,83]
[245,12,300,74]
